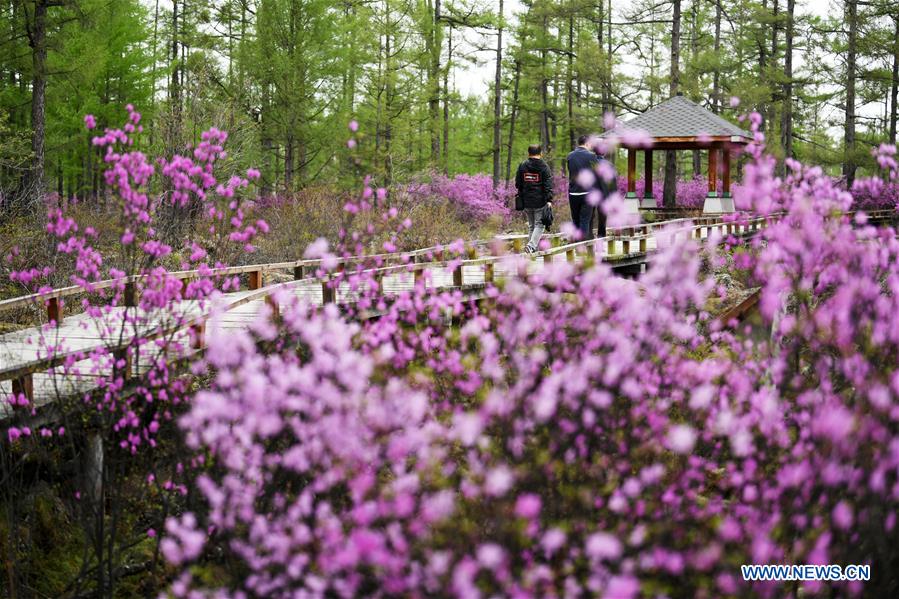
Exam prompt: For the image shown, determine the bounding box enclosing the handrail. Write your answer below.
[2,207,892,318]
[0,231,566,316]
[0,210,822,390]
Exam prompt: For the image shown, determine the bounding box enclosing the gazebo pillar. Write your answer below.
[720,146,734,211]
[624,148,640,214]
[626,148,636,198]
[722,148,731,197]
[702,145,734,213]
[642,150,656,208]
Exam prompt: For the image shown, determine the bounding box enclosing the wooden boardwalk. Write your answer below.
[2,210,860,418]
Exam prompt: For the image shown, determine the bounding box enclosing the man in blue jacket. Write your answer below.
[566,135,599,240]
[515,144,554,254]
[592,146,618,238]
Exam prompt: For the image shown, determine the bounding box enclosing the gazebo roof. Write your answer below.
[602,95,751,144]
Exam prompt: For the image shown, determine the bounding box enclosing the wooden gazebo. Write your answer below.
[601,95,752,213]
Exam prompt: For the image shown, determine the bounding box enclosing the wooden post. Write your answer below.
[294,265,305,280]
[566,248,575,263]
[124,281,137,307]
[623,238,632,254]
[453,265,463,287]
[248,270,262,290]
[85,433,104,507]
[511,238,522,253]
[265,293,279,314]
[607,239,615,255]
[47,297,60,325]
[322,280,335,304]
[722,148,732,197]
[190,321,206,350]
[414,268,425,286]
[484,263,494,284]
[12,375,33,402]
[627,148,637,198]
[542,253,552,265]
[639,237,647,253]
[708,146,719,197]
[643,150,653,200]
[467,246,477,259]
[114,348,132,380]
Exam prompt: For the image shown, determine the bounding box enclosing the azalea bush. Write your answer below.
[4,105,899,598]
[403,173,515,223]
[1,105,269,596]
[161,119,899,598]
[616,175,717,209]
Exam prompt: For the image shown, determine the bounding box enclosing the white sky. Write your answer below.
[457,0,835,95]
[455,0,868,130]
[146,0,877,135]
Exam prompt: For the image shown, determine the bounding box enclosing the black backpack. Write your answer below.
[541,204,554,229]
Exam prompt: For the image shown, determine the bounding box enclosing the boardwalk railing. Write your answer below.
[0,231,571,327]
[3,208,894,410]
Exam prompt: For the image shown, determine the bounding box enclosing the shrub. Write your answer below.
[162,120,899,597]
[403,173,515,224]
[6,106,899,598]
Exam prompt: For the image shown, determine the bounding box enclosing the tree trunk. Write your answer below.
[713,0,721,113]
[780,0,795,172]
[540,16,550,161]
[172,0,179,105]
[758,0,768,132]
[375,31,383,157]
[492,0,504,188]
[551,26,560,157]
[345,3,357,116]
[505,59,521,181]
[56,156,62,200]
[606,0,612,111]
[691,0,700,178]
[567,14,575,154]
[663,0,681,208]
[596,0,608,114]
[150,0,160,146]
[443,25,452,174]
[769,0,779,144]
[285,135,294,192]
[384,0,394,185]
[649,20,656,106]
[24,0,50,206]
[890,17,898,145]
[843,0,857,186]
[169,0,181,150]
[429,0,441,162]
[261,85,273,197]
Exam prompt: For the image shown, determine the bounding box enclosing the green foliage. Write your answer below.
[1,0,897,211]
[0,0,154,201]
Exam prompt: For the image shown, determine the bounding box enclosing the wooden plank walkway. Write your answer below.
[10,209,882,418]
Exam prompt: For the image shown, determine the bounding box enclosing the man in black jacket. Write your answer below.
[515,144,554,254]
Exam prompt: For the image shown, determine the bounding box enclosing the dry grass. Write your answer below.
[1,184,531,306]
